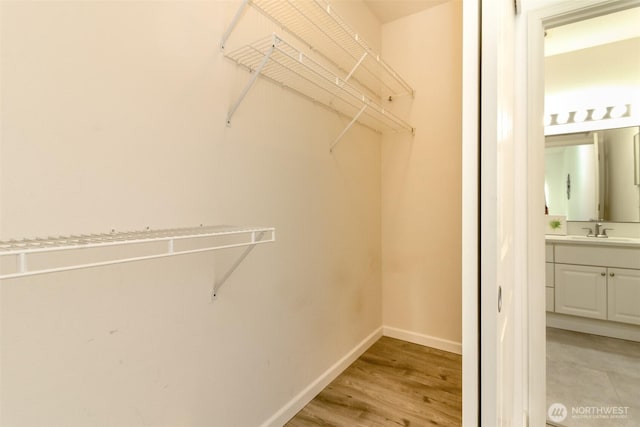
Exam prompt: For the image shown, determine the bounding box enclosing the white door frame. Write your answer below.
[461,1,479,425]
[462,1,638,425]
[524,1,639,425]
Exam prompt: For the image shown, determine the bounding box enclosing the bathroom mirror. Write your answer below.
[545,125,640,222]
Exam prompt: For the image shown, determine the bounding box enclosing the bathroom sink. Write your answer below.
[558,235,639,245]
[565,235,629,241]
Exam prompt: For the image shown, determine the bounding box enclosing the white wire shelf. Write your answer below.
[0,225,275,281]
[222,0,415,102]
[225,34,414,151]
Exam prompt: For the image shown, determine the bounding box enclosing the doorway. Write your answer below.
[527,2,640,426]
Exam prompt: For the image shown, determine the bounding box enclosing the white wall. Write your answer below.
[0,1,383,425]
[605,126,640,221]
[380,1,462,351]
[566,144,598,220]
[545,37,640,132]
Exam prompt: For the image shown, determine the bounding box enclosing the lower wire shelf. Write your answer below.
[0,225,275,281]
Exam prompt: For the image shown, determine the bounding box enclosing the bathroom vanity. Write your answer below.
[545,235,640,341]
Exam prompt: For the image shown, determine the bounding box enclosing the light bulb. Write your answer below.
[610,104,627,118]
[591,107,607,121]
[556,111,569,124]
[573,110,588,123]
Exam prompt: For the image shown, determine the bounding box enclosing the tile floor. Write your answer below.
[547,327,640,427]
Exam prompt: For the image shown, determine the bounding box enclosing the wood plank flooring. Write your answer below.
[285,336,462,427]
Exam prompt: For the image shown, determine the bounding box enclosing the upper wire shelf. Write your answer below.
[225,34,414,150]
[221,0,415,102]
[0,225,275,280]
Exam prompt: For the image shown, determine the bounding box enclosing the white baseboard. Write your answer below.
[382,326,462,355]
[260,327,383,427]
[547,312,640,342]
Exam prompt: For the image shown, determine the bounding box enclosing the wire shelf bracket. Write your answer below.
[0,226,276,290]
[225,34,414,150]
[226,41,276,126]
[220,0,250,52]
[330,103,367,152]
[211,230,266,300]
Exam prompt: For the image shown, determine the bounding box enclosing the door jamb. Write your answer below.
[525,2,639,425]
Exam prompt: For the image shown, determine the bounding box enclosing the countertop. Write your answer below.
[546,234,640,248]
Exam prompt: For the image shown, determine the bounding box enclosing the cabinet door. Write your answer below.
[555,264,607,319]
[608,268,640,325]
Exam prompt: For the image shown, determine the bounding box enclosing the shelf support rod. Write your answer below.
[226,39,277,126]
[220,0,249,51]
[344,52,367,83]
[211,231,265,300]
[17,253,27,274]
[330,104,368,153]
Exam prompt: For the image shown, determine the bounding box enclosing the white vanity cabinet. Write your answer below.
[550,241,640,327]
[555,264,607,319]
[608,268,640,325]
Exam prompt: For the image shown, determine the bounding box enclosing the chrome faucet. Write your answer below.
[582,222,614,238]
[595,222,603,236]
[595,223,613,238]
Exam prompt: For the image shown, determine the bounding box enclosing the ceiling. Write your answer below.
[545,7,640,56]
[362,2,640,47]
[363,0,449,24]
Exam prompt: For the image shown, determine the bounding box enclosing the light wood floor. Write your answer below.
[285,336,462,427]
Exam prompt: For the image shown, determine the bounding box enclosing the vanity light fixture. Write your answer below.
[547,104,632,126]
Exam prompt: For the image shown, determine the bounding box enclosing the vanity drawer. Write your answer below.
[546,287,554,312]
[546,262,554,287]
[555,245,640,269]
[545,244,554,262]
